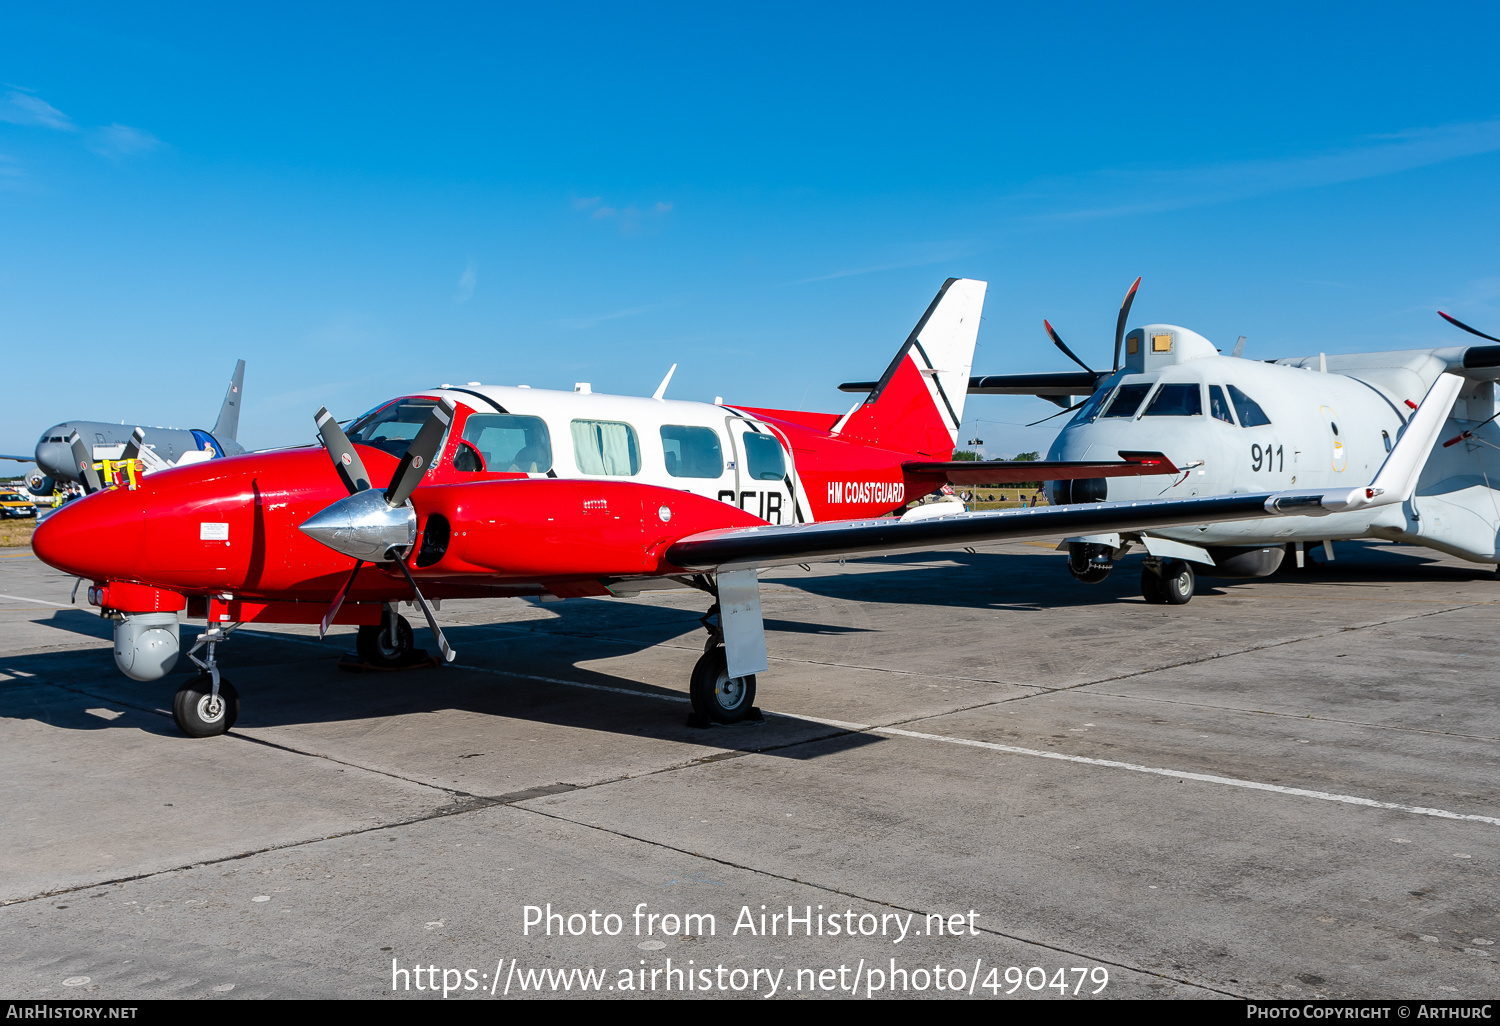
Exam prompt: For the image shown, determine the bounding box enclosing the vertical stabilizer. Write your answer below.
[212,359,246,443]
[835,278,986,457]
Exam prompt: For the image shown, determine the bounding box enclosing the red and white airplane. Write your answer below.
[32,279,1436,737]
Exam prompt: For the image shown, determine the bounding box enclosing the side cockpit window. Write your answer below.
[1227,384,1272,427]
[1100,383,1152,419]
[456,414,552,473]
[1142,383,1203,417]
[1209,385,1235,424]
[1067,387,1111,426]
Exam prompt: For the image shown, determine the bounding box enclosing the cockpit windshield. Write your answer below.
[346,398,440,456]
[1066,387,1112,426]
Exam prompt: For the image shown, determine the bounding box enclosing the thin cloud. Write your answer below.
[780,245,979,287]
[455,260,477,303]
[0,88,74,131]
[1041,119,1500,222]
[554,304,656,331]
[88,123,160,158]
[576,196,674,234]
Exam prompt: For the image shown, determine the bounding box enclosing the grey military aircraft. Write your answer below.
[2,360,246,498]
[843,281,1500,603]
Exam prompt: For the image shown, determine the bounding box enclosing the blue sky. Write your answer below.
[3,2,1500,459]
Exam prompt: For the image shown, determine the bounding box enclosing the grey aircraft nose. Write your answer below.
[33,440,72,480]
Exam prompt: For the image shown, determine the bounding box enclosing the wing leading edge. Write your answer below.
[905,450,1177,487]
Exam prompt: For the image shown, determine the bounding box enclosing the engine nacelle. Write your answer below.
[1200,545,1285,578]
[113,612,181,681]
[26,473,54,498]
[1049,477,1107,505]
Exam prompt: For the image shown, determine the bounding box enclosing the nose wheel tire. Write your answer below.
[357,612,415,667]
[690,646,758,724]
[1143,560,1195,605]
[172,675,239,738]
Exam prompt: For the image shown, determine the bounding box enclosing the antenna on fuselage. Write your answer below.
[652,363,678,401]
[1232,335,1247,358]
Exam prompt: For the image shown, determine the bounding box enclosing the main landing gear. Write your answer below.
[356,608,418,667]
[1141,558,1194,605]
[175,623,241,738]
[686,586,762,728]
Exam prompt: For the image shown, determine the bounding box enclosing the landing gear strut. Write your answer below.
[357,607,417,667]
[1142,558,1194,605]
[175,623,241,737]
[687,594,761,727]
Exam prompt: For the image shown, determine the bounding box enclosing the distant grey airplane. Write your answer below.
[2,360,247,497]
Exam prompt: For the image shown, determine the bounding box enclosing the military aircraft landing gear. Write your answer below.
[176,623,241,737]
[688,598,761,726]
[1142,558,1194,605]
[357,608,416,667]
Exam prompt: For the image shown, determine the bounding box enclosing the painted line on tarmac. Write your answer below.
[874,725,1500,827]
[0,593,71,607]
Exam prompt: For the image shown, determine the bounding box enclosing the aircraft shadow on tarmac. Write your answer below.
[3,603,884,759]
[783,541,1494,610]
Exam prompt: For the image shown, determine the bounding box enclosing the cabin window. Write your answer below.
[1100,383,1152,419]
[661,425,724,478]
[1142,383,1203,417]
[1226,384,1272,427]
[456,414,552,473]
[571,419,641,476]
[347,398,442,456]
[742,431,786,481]
[1209,385,1235,424]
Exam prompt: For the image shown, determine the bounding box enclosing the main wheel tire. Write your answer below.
[1162,559,1195,605]
[1141,567,1166,603]
[357,612,415,667]
[690,647,757,724]
[172,674,239,738]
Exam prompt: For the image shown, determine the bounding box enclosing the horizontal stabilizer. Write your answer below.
[905,450,1177,487]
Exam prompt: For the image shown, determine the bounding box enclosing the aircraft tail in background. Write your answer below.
[212,359,246,447]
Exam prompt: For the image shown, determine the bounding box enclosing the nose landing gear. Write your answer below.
[356,608,417,667]
[175,623,241,737]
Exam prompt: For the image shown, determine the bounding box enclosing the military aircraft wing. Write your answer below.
[840,370,1102,397]
[0,454,34,462]
[905,450,1177,487]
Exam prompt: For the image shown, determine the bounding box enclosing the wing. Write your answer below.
[840,371,1102,397]
[906,450,1176,487]
[669,491,1305,572]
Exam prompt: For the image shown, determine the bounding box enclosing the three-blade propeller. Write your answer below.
[301,400,457,662]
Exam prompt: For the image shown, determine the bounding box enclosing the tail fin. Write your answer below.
[212,359,246,443]
[833,277,985,457]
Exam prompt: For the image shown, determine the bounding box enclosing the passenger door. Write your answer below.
[725,417,794,524]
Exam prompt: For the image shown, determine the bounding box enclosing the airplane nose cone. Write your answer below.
[31,490,145,581]
[34,442,70,479]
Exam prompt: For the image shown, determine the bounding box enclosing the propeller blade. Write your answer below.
[120,426,146,462]
[1113,276,1142,371]
[1044,320,1096,375]
[67,431,102,494]
[315,406,372,495]
[394,557,455,663]
[320,560,363,639]
[1026,396,1089,428]
[384,398,455,508]
[1438,310,1500,345]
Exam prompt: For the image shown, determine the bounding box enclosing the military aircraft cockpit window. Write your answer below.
[457,414,552,473]
[571,419,641,476]
[1209,385,1235,424]
[1142,383,1203,417]
[661,425,724,479]
[1226,385,1272,427]
[743,431,787,481]
[347,398,440,456]
[1099,383,1153,419]
[1067,387,1112,426]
